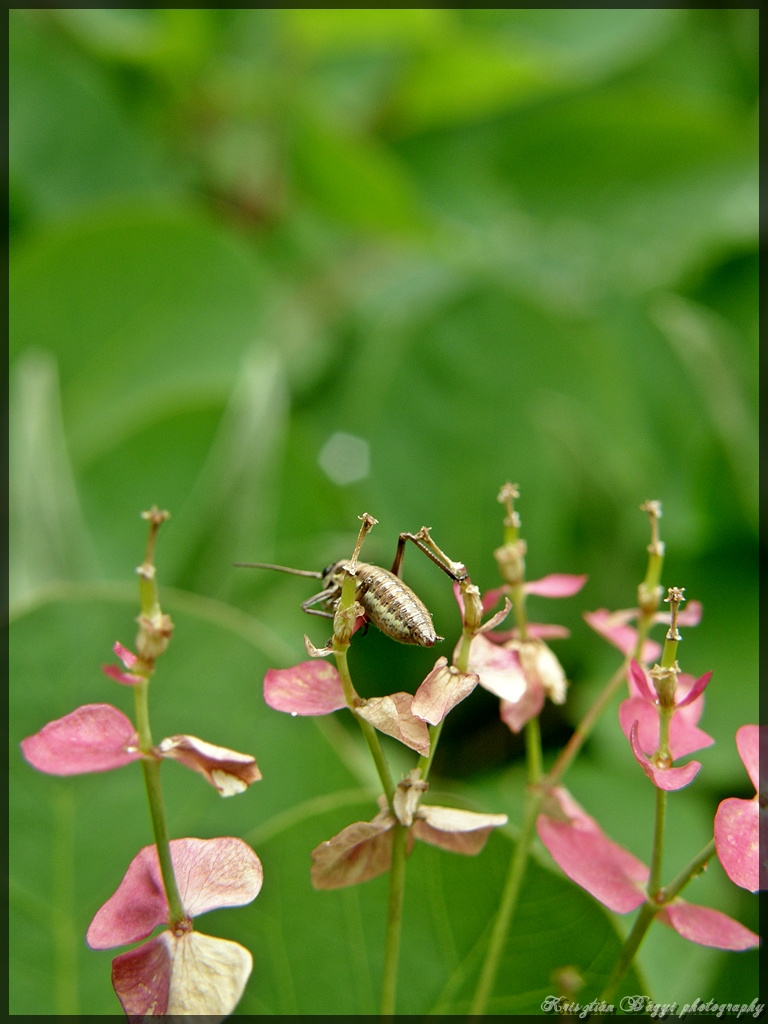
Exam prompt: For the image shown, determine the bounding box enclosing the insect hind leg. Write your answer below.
[391,528,467,582]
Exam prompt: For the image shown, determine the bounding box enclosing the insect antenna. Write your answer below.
[233,561,324,578]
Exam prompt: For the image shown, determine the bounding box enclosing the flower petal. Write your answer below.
[627,660,656,702]
[525,573,587,598]
[87,837,262,948]
[629,723,701,790]
[714,797,760,892]
[466,634,527,703]
[659,901,759,950]
[20,704,141,775]
[355,692,430,755]
[414,805,507,854]
[519,639,567,704]
[537,788,648,914]
[102,665,145,686]
[112,930,253,1017]
[676,670,712,708]
[735,724,760,793]
[412,657,479,726]
[264,661,346,715]
[310,811,398,889]
[583,609,660,663]
[157,736,261,796]
[500,684,545,733]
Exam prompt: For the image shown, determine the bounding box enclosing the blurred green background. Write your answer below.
[9,9,758,1015]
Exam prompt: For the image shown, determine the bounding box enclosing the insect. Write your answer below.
[235,529,467,647]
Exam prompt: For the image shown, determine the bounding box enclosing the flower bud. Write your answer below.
[494,539,527,587]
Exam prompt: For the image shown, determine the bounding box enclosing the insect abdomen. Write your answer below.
[352,563,441,646]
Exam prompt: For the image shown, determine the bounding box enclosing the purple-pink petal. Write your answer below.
[87,837,263,948]
[629,723,701,790]
[583,609,660,663]
[735,724,760,793]
[658,901,759,950]
[113,641,138,669]
[20,704,141,775]
[715,797,759,893]
[102,664,145,686]
[112,933,171,1015]
[676,670,712,708]
[627,660,656,702]
[525,573,587,598]
[620,699,713,761]
[264,661,346,715]
[536,788,648,913]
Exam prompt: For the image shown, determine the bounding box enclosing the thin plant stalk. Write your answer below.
[470,716,543,1016]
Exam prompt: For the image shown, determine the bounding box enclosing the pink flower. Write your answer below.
[21,705,261,795]
[715,725,766,893]
[584,602,702,665]
[88,837,262,1016]
[448,575,584,734]
[620,661,713,791]
[537,788,759,951]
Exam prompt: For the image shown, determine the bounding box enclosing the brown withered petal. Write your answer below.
[157,735,261,796]
[310,810,404,890]
[412,657,480,726]
[413,805,508,855]
[355,692,430,755]
[518,640,568,704]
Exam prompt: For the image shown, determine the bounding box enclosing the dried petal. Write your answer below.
[20,704,141,775]
[264,661,346,715]
[355,692,430,755]
[310,811,398,889]
[157,736,261,796]
[414,805,507,855]
[518,639,567,704]
[112,929,253,1017]
[500,684,545,733]
[465,634,527,703]
[412,657,479,726]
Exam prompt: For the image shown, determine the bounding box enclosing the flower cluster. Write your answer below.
[20,510,263,1016]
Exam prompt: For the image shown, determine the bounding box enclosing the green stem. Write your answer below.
[380,822,409,1016]
[133,678,185,924]
[663,839,715,901]
[600,901,657,1003]
[470,717,543,1016]
[648,787,667,894]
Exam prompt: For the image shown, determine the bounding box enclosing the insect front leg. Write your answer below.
[391,527,468,582]
[301,586,339,619]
